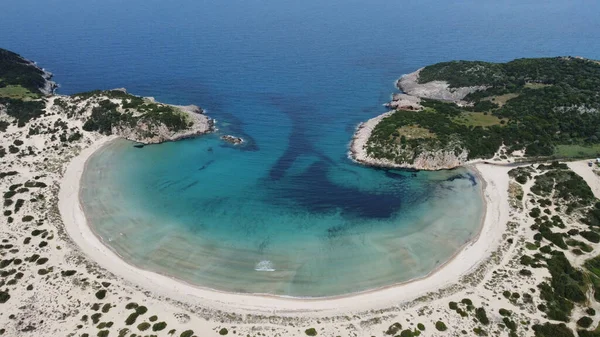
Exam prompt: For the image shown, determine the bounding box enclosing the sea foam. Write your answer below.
[255,260,275,272]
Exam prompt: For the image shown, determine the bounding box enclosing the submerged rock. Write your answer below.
[220,135,244,145]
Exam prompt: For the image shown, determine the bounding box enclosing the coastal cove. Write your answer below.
[60,134,509,310]
[3,0,600,336]
[77,136,486,297]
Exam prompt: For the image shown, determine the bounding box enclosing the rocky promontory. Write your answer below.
[352,57,600,170]
[59,89,215,145]
[1,48,214,146]
[349,112,469,170]
[350,69,473,170]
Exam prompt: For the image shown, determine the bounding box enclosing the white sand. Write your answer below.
[59,138,511,315]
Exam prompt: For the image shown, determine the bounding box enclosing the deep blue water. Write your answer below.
[3,0,600,296]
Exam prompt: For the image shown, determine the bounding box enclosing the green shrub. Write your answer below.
[135,306,147,315]
[137,322,150,331]
[149,315,157,322]
[61,270,76,277]
[580,231,600,243]
[385,322,402,335]
[219,328,229,335]
[399,330,415,337]
[435,321,447,331]
[473,327,488,336]
[532,322,574,337]
[503,317,517,331]
[0,290,10,303]
[417,323,425,331]
[530,208,541,218]
[475,307,489,325]
[95,289,106,299]
[520,269,532,276]
[125,312,139,325]
[152,322,167,331]
[91,313,102,324]
[577,316,593,328]
[305,328,317,336]
[180,330,194,337]
[577,331,600,337]
[499,308,511,316]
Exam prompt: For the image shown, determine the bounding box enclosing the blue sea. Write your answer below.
[2,0,599,296]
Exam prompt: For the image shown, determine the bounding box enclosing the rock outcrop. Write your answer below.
[114,105,214,144]
[349,116,468,170]
[47,92,215,145]
[350,69,480,170]
[25,59,58,95]
[386,93,422,110]
[220,135,244,145]
[397,68,487,106]
[411,148,469,170]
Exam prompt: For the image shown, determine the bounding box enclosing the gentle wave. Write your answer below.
[255,260,276,272]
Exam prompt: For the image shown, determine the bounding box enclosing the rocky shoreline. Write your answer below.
[114,101,215,144]
[348,119,469,170]
[28,59,58,95]
[349,69,476,171]
[397,68,487,106]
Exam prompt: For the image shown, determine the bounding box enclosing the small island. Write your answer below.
[351,57,600,170]
[220,134,244,145]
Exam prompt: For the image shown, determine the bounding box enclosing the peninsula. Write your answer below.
[351,57,600,170]
[0,49,214,146]
[3,48,600,337]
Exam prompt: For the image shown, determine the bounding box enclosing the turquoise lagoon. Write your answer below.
[3,0,599,296]
[81,137,484,296]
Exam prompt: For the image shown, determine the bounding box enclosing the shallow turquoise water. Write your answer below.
[82,139,483,296]
[2,0,599,296]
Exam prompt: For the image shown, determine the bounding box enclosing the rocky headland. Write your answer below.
[350,68,474,170]
[351,57,600,171]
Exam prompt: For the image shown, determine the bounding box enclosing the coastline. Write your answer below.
[348,112,469,170]
[59,136,511,315]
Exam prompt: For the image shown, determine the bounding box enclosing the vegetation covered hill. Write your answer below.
[0,48,212,143]
[0,48,49,96]
[366,57,600,165]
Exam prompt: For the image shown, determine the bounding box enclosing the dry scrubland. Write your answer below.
[6,100,600,337]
